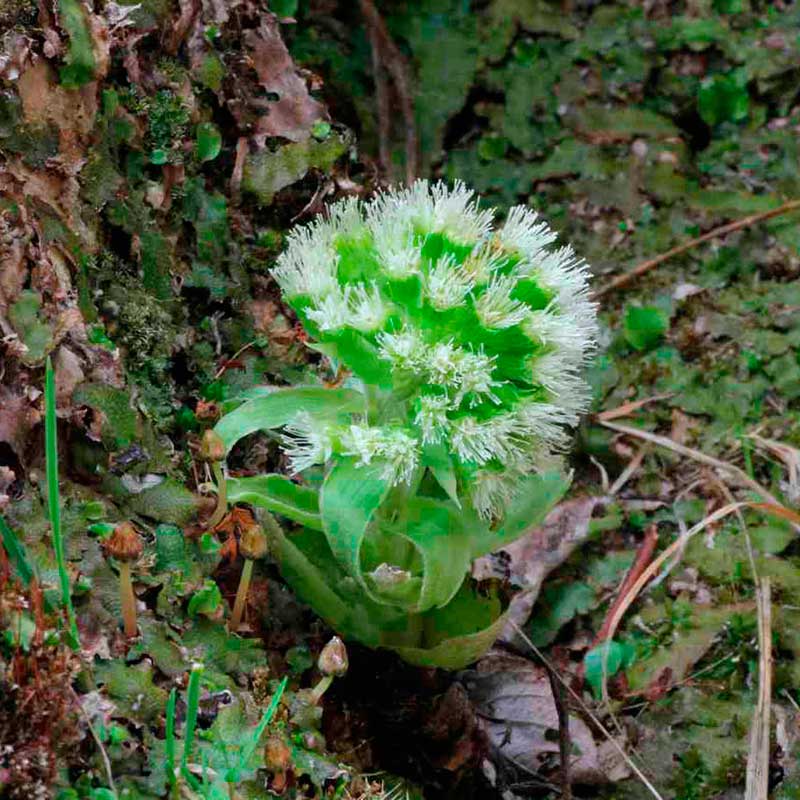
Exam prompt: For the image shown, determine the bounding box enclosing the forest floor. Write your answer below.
[2,1,800,798]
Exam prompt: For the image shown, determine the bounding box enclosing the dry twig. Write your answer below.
[594,200,800,298]
[745,578,772,800]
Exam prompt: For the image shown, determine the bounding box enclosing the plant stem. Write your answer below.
[309,675,333,705]
[118,561,138,638]
[229,558,253,631]
[207,460,228,529]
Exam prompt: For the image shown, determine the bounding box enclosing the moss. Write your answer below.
[2,124,60,168]
[196,53,225,92]
[73,384,139,448]
[58,0,97,88]
[80,150,123,211]
[108,284,176,371]
[242,130,351,205]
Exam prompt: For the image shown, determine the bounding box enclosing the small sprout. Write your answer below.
[310,636,348,704]
[229,521,267,632]
[102,521,143,638]
[198,430,228,529]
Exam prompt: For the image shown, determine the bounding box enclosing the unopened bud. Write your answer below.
[102,521,143,562]
[199,429,226,462]
[317,636,348,678]
[239,522,268,560]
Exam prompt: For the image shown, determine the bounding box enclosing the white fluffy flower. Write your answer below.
[342,425,420,485]
[282,412,335,473]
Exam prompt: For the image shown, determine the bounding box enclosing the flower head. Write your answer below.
[271,181,597,516]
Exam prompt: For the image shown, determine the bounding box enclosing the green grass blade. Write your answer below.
[238,675,288,769]
[45,356,80,650]
[0,514,36,587]
[165,688,177,789]
[181,664,203,772]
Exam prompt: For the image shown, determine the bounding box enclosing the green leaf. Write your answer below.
[698,70,749,126]
[472,471,570,558]
[196,122,222,162]
[397,498,472,611]
[187,579,223,617]
[0,515,36,588]
[623,305,670,351]
[583,640,635,698]
[320,457,391,585]
[529,581,596,647]
[269,0,299,17]
[421,442,460,506]
[226,474,322,530]
[9,291,52,363]
[214,386,364,453]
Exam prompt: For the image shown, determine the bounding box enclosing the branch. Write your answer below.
[594,200,800,298]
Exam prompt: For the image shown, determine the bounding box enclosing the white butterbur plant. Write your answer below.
[215,181,597,669]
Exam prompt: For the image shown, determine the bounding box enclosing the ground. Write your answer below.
[1,1,800,798]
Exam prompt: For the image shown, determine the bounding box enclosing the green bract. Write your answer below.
[216,181,597,668]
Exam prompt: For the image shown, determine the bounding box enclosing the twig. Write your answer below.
[594,200,800,298]
[597,394,673,422]
[745,578,772,800]
[70,688,117,796]
[594,524,659,645]
[609,446,647,497]
[544,662,572,800]
[509,621,666,800]
[359,0,418,184]
[598,420,784,507]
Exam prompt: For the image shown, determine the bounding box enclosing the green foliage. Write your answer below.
[698,70,749,126]
[45,357,80,650]
[623,305,670,351]
[196,121,222,162]
[9,290,52,363]
[58,0,96,87]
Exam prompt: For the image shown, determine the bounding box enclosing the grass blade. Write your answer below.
[0,514,36,587]
[239,675,288,769]
[165,688,177,791]
[181,664,203,774]
[45,356,80,650]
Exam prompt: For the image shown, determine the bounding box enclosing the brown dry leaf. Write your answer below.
[244,17,328,143]
[473,495,608,642]
[0,385,40,464]
[464,650,629,785]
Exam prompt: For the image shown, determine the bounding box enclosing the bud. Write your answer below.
[199,429,226,462]
[239,522,268,560]
[102,521,143,562]
[317,636,348,678]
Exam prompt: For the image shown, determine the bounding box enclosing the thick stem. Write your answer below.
[309,675,333,705]
[229,558,254,631]
[207,460,228,529]
[119,562,138,638]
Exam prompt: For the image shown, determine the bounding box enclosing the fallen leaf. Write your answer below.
[463,650,630,785]
[244,17,328,144]
[473,495,607,642]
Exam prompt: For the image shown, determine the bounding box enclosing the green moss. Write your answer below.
[109,283,176,370]
[80,150,123,211]
[58,0,97,88]
[242,131,351,205]
[2,124,60,168]
[8,291,52,364]
[196,53,225,91]
[73,384,139,448]
[127,478,198,525]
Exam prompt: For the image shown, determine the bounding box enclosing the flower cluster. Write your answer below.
[272,181,597,519]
